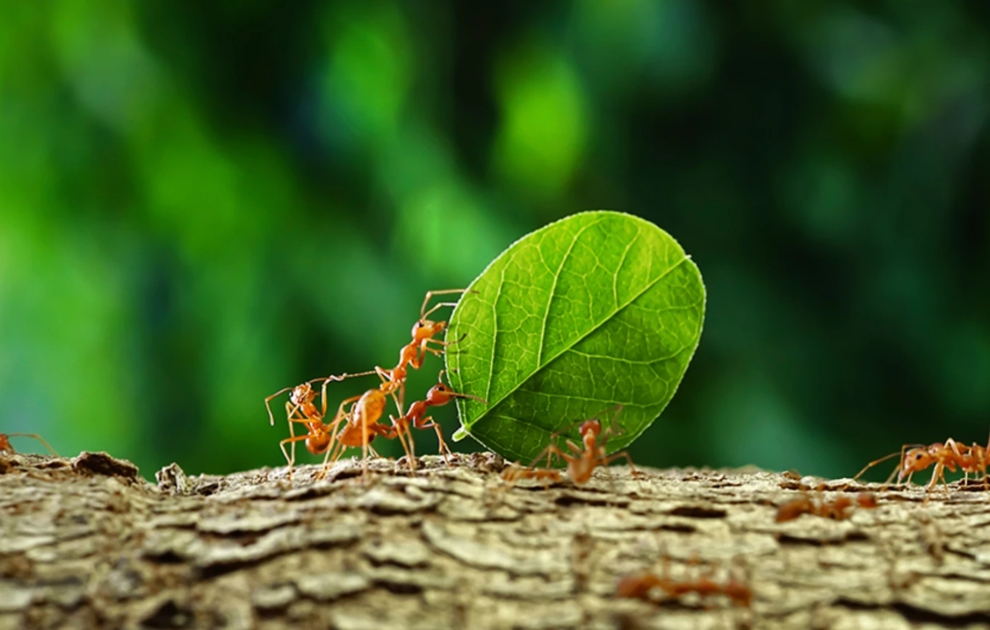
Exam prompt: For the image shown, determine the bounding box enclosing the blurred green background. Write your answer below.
[2,1,988,480]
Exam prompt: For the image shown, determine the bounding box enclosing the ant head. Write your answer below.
[412,319,446,339]
[579,419,602,439]
[290,383,314,404]
[425,382,453,405]
[898,447,933,480]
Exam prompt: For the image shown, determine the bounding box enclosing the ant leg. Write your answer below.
[264,386,293,426]
[317,371,379,410]
[415,416,453,464]
[318,402,359,479]
[924,463,944,492]
[1,433,59,456]
[921,463,947,506]
[411,338,468,371]
[360,416,371,480]
[326,395,362,456]
[279,435,310,470]
[853,448,909,485]
[284,401,300,469]
[419,301,462,323]
[358,422,393,477]
[322,434,347,476]
[374,366,392,389]
[280,407,323,471]
[394,381,406,421]
[423,334,467,352]
[309,370,378,388]
[522,442,565,471]
[563,439,584,456]
[25,433,58,456]
[375,367,406,420]
[501,444,568,489]
[419,289,471,320]
[410,340,441,371]
[391,419,418,472]
[523,469,565,488]
[602,450,643,478]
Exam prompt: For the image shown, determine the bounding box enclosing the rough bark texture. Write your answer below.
[2,450,989,630]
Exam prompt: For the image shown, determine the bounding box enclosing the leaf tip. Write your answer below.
[452,427,470,442]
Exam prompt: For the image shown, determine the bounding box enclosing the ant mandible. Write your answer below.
[502,406,639,485]
[389,370,487,470]
[0,433,58,457]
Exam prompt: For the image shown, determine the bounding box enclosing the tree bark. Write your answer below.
[1,450,989,630]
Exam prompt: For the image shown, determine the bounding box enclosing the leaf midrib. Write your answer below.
[471,252,691,427]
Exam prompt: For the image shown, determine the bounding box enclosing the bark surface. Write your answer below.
[1,450,989,630]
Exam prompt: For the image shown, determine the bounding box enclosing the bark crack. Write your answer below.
[2,452,989,630]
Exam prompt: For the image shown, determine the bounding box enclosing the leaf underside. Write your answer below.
[446,210,706,463]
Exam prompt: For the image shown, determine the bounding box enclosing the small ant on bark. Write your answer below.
[264,289,477,478]
[775,491,878,523]
[320,370,486,476]
[264,371,376,472]
[616,556,753,608]
[389,370,487,469]
[502,406,639,486]
[854,433,990,494]
[0,433,58,457]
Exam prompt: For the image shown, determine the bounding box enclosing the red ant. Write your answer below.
[375,289,471,409]
[264,371,376,471]
[854,433,990,493]
[389,370,487,469]
[502,406,639,485]
[319,386,396,478]
[318,371,486,476]
[775,491,878,523]
[0,433,58,457]
[265,290,475,478]
[616,557,752,608]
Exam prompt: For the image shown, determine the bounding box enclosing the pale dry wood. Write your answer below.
[2,450,990,630]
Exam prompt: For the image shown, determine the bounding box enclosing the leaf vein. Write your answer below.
[536,218,600,365]
[486,255,690,413]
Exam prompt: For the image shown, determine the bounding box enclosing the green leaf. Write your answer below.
[445,210,705,462]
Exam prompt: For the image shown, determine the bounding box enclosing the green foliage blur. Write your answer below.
[2,2,988,480]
